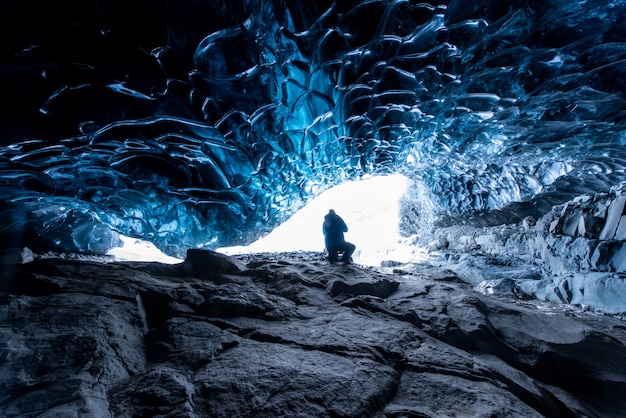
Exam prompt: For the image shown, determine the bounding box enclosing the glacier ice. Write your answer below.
[1,0,626,311]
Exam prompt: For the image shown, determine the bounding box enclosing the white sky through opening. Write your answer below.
[107,235,182,264]
[107,173,428,266]
[219,173,428,266]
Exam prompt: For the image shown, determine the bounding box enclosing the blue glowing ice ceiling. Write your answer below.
[1,0,626,258]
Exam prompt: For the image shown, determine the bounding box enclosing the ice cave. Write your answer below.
[2,1,626,416]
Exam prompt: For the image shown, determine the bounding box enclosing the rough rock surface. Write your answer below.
[1,250,626,417]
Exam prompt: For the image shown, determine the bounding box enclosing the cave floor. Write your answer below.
[1,251,625,417]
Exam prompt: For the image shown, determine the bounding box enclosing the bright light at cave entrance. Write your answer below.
[219,173,428,266]
[107,235,182,264]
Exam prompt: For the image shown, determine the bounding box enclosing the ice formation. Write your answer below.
[1,1,626,311]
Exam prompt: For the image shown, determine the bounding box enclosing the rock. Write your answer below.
[1,253,625,417]
[327,278,399,301]
[194,340,397,417]
[0,247,34,265]
[183,248,247,277]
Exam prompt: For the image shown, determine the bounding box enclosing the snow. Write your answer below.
[106,235,182,264]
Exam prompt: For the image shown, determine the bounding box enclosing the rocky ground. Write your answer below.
[1,249,626,417]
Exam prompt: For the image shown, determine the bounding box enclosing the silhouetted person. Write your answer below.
[323,209,356,264]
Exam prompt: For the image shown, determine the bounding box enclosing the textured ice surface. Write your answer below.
[1,1,626,310]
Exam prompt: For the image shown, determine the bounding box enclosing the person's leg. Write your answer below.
[339,242,356,263]
[327,246,339,262]
[345,242,355,262]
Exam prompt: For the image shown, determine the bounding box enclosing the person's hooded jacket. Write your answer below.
[323,210,348,248]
